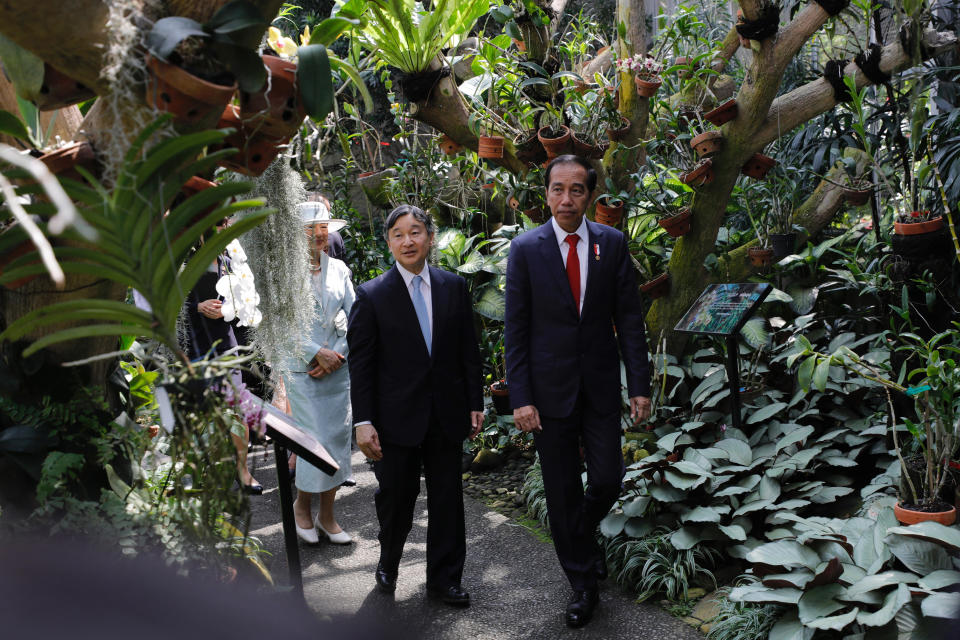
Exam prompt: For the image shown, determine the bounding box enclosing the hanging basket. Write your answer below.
[640,273,670,298]
[39,140,100,183]
[144,53,237,127]
[538,125,572,159]
[894,214,943,236]
[34,63,96,111]
[214,105,283,177]
[680,158,714,187]
[741,153,777,180]
[477,135,505,159]
[572,133,608,159]
[634,73,661,98]
[748,246,775,267]
[690,131,724,157]
[239,55,306,140]
[438,134,463,156]
[595,197,624,226]
[704,99,738,126]
[657,208,693,238]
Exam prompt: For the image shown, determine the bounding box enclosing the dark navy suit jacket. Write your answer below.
[504,219,650,418]
[347,264,483,446]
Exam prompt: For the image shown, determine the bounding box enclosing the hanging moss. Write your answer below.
[232,159,314,378]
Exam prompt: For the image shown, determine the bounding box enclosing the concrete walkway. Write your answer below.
[248,447,703,640]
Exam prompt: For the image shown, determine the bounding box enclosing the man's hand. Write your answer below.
[514,404,542,433]
[308,348,344,378]
[355,424,382,461]
[198,299,223,319]
[630,396,651,427]
[469,411,484,439]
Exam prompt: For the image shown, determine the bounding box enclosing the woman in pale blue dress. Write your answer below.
[283,202,355,545]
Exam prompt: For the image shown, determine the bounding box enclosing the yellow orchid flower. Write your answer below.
[267,26,298,59]
[300,25,311,47]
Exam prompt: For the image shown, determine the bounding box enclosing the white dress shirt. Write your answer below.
[395,262,433,337]
[551,216,588,312]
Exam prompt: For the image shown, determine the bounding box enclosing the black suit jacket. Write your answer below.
[504,220,650,418]
[347,265,483,446]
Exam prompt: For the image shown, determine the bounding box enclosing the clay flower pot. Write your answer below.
[34,63,96,111]
[572,133,608,159]
[594,197,625,226]
[477,135,505,159]
[513,39,526,52]
[537,125,572,159]
[214,105,283,177]
[179,176,221,225]
[748,246,775,267]
[239,55,306,140]
[606,115,631,142]
[680,158,714,187]
[690,131,724,157]
[894,502,957,526]
[634,73,661,98]
[640,273,670,298]
[514,130,544,164]
[843,184,873,206]
[490,381,511,415]
[144,54,237,127]
[658,208,693,238]
[673,56,698,79]
[894,215,944,236]
[438,134,462,156]
[741,153,777,180]
[39,140,100,183]
[704,99,738,126]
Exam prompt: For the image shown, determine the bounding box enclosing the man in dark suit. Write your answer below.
[504,155,651,628]
[347,205,484,607]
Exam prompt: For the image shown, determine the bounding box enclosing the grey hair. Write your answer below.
[384,204,436,238]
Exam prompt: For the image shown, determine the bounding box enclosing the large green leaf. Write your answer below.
[884,535,953,574]
[857,584,910,627]
[729,583,802,604]
[844,571,918,596]
[670,525,705,550]
[0,109,29,140]
[886,522,960,553]
[918,569,960,590]
[715,438,753,465]
[797,584,845,623]
[804,606,858,631]
[747,540,822,570]
[298,44,334,121]
[682,506,722,523]
[718,523,748,541]
[599,512,627,537]
[740,317,770,349]
[769,613,814,640]
[475,286,505,321]
[747,401,787,424]
[776,425,816,452]
[920,592,960,619]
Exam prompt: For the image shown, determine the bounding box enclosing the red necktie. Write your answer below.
[565,234,580,314]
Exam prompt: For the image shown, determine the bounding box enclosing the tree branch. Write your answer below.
[754,27,958,149]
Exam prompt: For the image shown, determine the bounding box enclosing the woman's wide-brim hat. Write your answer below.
[299,201,347,232]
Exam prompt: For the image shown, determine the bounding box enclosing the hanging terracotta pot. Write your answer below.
[239,55,305,140]
[513,39,526,52]
[894,215,943,236]
[39,140,100,183]
[438,134,462,156]
[640,273,670,298]
[572,133,608,159]
[741,153,777,179]
[34,63,96,111]
[894,502,956,526]
[690,131,724,157]
[843,183,873,206]
[514,130,545,164]
[748,246,775,267]
[594,197,624,226]
[673,56,698,79]
[538,125,572,159]
[634,73,661,98]
[144,53,237,127]
[477,135,505,159]
[704,99,738,126]
[680,158,714,187]
[178,176,221,225]
[606,115,631,142]
[658,208,693,238]
[214,105,282,177]
[736,10,751,49]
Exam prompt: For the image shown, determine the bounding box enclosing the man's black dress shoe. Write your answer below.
[426,584,471,607]
[240,480,263,495]
[375,563,397,594]
[565,589,599,628]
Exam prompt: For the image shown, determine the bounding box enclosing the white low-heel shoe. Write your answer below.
[315,515,352,544]
[295,521,319,544]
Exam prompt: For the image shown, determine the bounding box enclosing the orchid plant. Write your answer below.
[616,55,663,79]
[216,239,263,328]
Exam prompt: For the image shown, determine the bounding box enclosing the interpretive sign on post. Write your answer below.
[674,283,772,431]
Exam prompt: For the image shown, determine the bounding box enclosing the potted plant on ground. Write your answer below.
[745,197,774,267]
[793,322,960,525]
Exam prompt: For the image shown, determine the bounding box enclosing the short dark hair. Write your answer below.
[384,204,436,238]
[545,155,597,193]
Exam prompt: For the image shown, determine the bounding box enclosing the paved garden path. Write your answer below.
[248,447,703,640]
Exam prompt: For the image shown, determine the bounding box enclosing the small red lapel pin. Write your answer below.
[593,243,600,261]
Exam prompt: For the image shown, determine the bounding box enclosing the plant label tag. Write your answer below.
[906,384,931,397]
[155,386,175,433]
